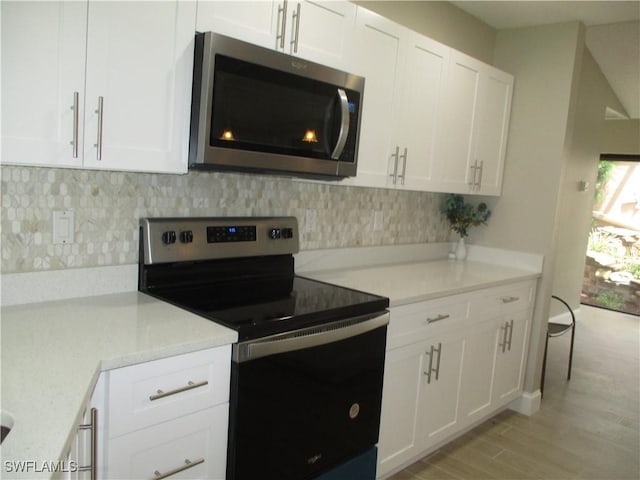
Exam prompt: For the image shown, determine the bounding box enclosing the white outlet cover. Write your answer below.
[53,210,74,244]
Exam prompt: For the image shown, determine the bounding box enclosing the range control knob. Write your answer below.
[179,230,194,243]
[269,228,281,239]
[281,228,294,239]
[161,230,176,245]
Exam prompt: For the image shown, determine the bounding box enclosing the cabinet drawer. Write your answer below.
[108,346,231,438]
[470,281,535,318]
[107,405,228,480]
[388,294,469,349]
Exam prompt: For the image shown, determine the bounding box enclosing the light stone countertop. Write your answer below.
[301,258,542,307]
[0,292,237,479]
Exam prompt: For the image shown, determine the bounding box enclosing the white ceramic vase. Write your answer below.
[455,236,467,260]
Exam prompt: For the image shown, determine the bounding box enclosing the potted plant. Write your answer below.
[441,194,491,259]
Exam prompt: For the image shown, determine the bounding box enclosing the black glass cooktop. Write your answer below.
[147,275,389,341]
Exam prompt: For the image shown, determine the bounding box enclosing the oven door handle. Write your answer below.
[233,311,389,363]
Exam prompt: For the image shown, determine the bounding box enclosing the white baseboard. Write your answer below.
[508,390,541,416]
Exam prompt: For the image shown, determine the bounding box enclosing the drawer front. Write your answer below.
[107,405,228,480]
[108,346,231,438]
[470,280,536,319]
[388,294,469,349]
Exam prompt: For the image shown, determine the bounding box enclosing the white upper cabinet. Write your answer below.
[393,32,448,191]
[1,1,196,173]
[196,1,355,69]
[1,1,87,168]
[473,67,513,195]
[434,50,513,196]
[82,1,196,173]
[343,10,447,191]
[195,1,278,49]
[342,8,404,188]
[346,6,511,195]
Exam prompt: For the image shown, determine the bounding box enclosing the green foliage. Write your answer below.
[595,160,614,204]
[441,194,491,238]
[623,260,640,279]
[587,229,622,257]
[594,290,624,310]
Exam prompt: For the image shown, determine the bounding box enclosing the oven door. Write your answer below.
[228,312,389,480]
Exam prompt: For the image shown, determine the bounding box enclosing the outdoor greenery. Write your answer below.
[594,290,625,310]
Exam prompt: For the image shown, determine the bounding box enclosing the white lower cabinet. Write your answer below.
[107,406,227,480]
[79,345,231,480]
[492,310,531,404]
[418,333,465,448]
[377,280,536,479]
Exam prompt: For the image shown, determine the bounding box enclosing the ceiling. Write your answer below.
[451,1,640,119]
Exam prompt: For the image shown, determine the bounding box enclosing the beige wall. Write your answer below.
[601,119,640,154]
[471,22,583,394]
[551,46,615,315]
[354,1,496,63]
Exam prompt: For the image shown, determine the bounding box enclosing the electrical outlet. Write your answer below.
[53,210,74,244]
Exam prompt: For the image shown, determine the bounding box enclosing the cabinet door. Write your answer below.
[106,406,228,480]
[343,8,404,189]
[377,343,423,478]
[395,32,448,191]
[195,1,278,49]
[457,319,498,428]
[83,1,195,173]
[475,67,513,196]
[493,311,530,404]
[1,1,87,167]
[418,333,464,449]
[432,50,481,194]
[287,1,355,69]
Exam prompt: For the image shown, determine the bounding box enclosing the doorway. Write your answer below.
[581,155,640,315]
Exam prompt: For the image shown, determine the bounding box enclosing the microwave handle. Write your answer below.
[330,88,350,160]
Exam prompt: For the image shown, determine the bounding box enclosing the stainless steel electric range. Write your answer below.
[138,217,389,480]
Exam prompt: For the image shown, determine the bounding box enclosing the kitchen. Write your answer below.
[1,1,638,479]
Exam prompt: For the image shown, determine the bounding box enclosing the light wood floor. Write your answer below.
[390,305,640,480]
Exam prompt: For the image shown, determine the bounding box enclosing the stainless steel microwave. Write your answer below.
[189,32,365,179]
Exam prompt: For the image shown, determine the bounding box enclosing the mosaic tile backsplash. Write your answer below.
[1,165,451,273]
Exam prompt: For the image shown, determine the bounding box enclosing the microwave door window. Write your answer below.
[210,55,341,161]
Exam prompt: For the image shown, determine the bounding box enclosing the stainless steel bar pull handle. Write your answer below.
[499,322,508,353]
[149,380,208,401]
[433,342,442,381]
[398,147,408,185]
[94,96,104,161]
[330,88,350,160]
[70,91,79,158]
[507,319,514,351]
[153,458,204,480]
[468,160,478,187]
[426,313,450,324]
[389,146,400,184]
[291,2,301,53]
[277,1,288,49]
[501,296,519,304]
[476,160,484,188]
[424,345,434,384]
[77,407,98,479]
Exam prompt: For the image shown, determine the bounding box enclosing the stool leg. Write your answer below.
[541,332,550,397]
[567,321,576,380]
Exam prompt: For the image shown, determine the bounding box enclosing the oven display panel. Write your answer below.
[207,225,257,243]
